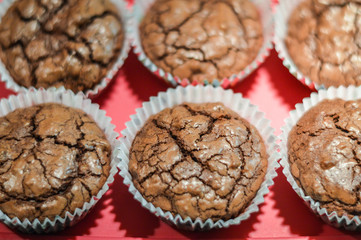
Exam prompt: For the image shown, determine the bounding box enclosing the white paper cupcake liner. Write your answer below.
[0,0,131,98]
[274,0,324,91]
[279,86,361,230]
[130,0,274,88]
[118,85,280,231]
[0,87,120,233]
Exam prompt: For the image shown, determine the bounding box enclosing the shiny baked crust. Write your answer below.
[0,0,123,92]
[288,99,361,218]
[129,102,267,222]
[140,0,263,83]
[286,0,361,87]
[0,103,111,221]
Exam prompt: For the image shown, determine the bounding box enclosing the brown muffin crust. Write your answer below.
[129,102,267,222]
[140,0,263,83]
[0,0,124,93]
[288,99,361,218]
[0,103,111,222]
[286,0,361,87]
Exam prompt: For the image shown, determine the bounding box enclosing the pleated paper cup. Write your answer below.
[0,87,120,233]
[280,86,361,230]
[130,0,274,88]
[118,85,279,231]
[0,0,131,98]
[274,0,323,90]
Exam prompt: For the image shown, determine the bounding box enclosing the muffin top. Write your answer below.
[140,0,263,83]
[288,99,361,218]
[286,0,361,87]
[0,0,123,93]
[129,102,267,222]
[0,103,111,222]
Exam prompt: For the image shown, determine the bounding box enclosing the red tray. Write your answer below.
[0,49,360,239]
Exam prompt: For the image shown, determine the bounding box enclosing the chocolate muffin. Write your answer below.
[0,103,111,222]
[288,99,361,218]
[0,0,124,93]
[129,102,268,222]
[139,0,263,83]
[285,0,361,87]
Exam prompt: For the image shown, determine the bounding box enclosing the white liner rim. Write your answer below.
[279,85,361,230]
[0,0,131,98]
[118,85,280,231]
[274,0,325,91]
[0,87,120,233]
[129,0,274,87]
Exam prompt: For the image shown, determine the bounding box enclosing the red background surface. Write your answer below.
[0,50,361,240]
[1,0,361,238]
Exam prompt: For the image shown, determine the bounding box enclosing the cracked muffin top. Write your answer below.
[288,99,361,218]
[140,0,263,83]
[0,0,124,93]
[286,0,361,87]
[0,103,111,222]
[129,102,268,222]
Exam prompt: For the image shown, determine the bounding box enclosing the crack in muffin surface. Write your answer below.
[129,102,267,222]
[0,103,111,222]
